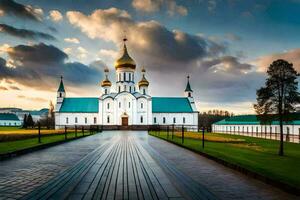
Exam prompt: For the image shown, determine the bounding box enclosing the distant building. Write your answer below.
[55,39,199,129]
[0,108,48,123]
[212,115,300,136]
[0,113,22,127]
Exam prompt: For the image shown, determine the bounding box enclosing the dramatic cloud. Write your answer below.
[0,24,56,41]
[66,8,225,69]
[49,10,63,22]
[132,0,188,16]
[0,0,43,21]
[64,37,80,44]
[0,86,8,90]
[0,43,104,90]
[254,49,300,72]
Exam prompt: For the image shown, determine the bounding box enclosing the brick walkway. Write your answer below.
[0,131,298,199]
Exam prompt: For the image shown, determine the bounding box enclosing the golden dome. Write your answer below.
[114,43,136,70]
[101,76,112,87]
[138,75,149,87]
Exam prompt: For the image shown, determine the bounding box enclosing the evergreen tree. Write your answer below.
[254,59,300,156]
[27,114,35,128]
[22,114,27,128]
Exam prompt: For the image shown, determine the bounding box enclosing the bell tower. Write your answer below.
[56,76,65,111]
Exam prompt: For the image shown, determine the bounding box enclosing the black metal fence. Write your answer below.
[213,129,300,144]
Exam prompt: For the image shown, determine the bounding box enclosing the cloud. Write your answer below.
[225,33,241,42]
[0,24,56,41]
[98,49,118,60]
[0,43,104,91]
[253,48,300,72]
[17,95,47,103]
[64,37,80,44]
[0,86,8,90]
[9,85,20,90]
[49,10,63,22]
[132,0,187,16]
[0,0,43,21]
[66,8,225,69]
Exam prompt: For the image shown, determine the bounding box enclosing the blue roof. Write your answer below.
[59,98,99,113]
[214,114,300,125]
[0,113,20,121]
[152,97,194,113]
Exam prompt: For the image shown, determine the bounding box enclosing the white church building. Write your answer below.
[55,39,198,129]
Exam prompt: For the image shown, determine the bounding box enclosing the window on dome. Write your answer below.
[123,73,126,81]
[143,89,145,95]
[129,73,131,81]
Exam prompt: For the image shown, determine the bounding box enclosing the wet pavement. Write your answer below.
[0,131,298,200]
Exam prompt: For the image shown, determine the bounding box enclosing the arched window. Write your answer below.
[183,117,185,124]
[66,117,69,124]
[118,86,121,93]
[128,102,131,108]
[129,86,132,93]
[123,73,126,81]
[94,117,97,124]
[75,117,78,123]
[141,103,143,109]
[107,103,110,109]
[173,117,176,124]
[85,117,87,124]
[107,116,110,123]
[59,92,62,98]
[140,116,143,123]
[143,89,146,95]
[119,102,121,108]
[129,73,131,81]
[105,89,107,94]
[163,117,166,124]
[154,117,157,123]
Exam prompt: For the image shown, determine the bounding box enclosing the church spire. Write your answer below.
[57,76,65,92]
[185,75,193,92]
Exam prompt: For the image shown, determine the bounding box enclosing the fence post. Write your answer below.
[182,125,184,144]
[38,122,41,143]
[65,126,67,140]
[172,124,174,140]
[202,127,205,149]
[75,125,77,137]
[167,126,169,139]
[82,126,84,136]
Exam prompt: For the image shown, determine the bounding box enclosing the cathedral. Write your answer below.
[55,39,198,129]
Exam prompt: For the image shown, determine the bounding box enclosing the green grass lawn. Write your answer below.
[149,131,300,189]
[0,131,90,154]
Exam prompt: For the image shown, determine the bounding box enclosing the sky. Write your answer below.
[0,0,300,114]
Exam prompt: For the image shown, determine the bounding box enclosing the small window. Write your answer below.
[143,89,146,95]
[85,117,87,124]
[129,73,131,81]
[66,117,69,124]
[107,103,110,109]
[107,116,110,123]
[141,103,143,109]
[75,117,78,123]
[59,92,62,98]
[128,102,131,108]
[132,74,134,81]
[154,117,157,123]
[119,102,121,108]
[183,117,185,124]
[118,86,121,93]
[129,86,132,93]
[140,116,143,123]
[94,117,97,124]
[105,89,107,94]
[173,117,176,124]
[188,92,191,97]
[123,73,126,81]
[163,117,166,124]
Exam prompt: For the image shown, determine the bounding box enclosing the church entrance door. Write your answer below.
[122,117,128,126]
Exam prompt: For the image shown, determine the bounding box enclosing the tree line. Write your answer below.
[198,109,234,128]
